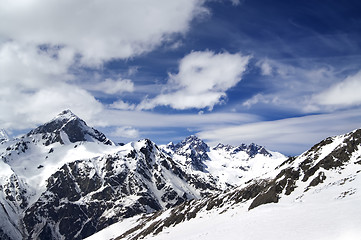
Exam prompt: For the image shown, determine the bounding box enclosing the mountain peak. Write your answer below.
[177,135,209,150]
[53,109,78,121]
[184,135,201,141]
[173,135,209,172]
[245,143,272,158]
[27,110,113,146]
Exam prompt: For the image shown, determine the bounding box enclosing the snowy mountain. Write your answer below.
[0,129,9,143]
[0,110,285,240]
[0,110,118,240]
[87,128,361,240]
[27,109,113,146]
[161,136,286,189]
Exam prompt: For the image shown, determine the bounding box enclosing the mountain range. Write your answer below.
[0,110,360,240]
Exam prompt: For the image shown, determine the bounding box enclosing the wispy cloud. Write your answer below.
[198,109,361,155]
[94,108,260,145]
[109,100,136,110]
[94,109,259,129]
[256,59,273,76]
[111,126,140,140]
[244,58,343,113]
[87,78,134,95]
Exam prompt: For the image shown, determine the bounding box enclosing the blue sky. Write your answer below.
[1,0,361,155]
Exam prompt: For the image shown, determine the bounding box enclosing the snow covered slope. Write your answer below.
[89,128,361,240]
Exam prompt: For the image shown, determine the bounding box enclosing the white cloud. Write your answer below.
[0,84,103,130]
[111,126,140,139]
[0,42,102,130]
[197,109,361,155]
[312,70,361,107]
[0,42,74,88]
[243,93,270,108]
[109,100,136,110]
[256,59,273,76]
[138,51,250,110]
[90,78,134,95]
[0,0,207,66]
[127,66,139,76]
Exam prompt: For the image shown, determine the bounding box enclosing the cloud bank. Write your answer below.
[0,0,206,66]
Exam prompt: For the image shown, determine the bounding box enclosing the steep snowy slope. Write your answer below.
[90,128,361,240]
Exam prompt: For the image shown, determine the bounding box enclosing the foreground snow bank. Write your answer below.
[145,196,361,240]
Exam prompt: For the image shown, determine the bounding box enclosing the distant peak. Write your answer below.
[213,143,233,150]
[176,135,209,153]
[183,135,203,143]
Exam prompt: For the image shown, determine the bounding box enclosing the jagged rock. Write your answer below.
[173,135,210,171]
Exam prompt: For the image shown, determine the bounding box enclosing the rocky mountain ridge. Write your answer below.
[0,110,284,240]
